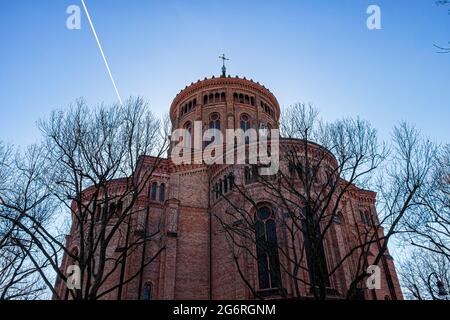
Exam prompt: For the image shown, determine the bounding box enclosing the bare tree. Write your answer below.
[434,0,450,53]
[399,248,450,300]
[400,144,449,266]
[345,123,438,299]
[214,104,436,300]
[0,143,52,299]
[1,97,169,300]
[214,103,391,300]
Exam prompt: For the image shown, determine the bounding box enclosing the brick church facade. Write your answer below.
[55,75,403,300]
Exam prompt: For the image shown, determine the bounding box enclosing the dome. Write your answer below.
[169,76,280,129]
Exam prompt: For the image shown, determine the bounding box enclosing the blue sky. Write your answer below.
[0,0,449,146]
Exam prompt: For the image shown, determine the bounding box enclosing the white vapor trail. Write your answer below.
[80,0,123,105]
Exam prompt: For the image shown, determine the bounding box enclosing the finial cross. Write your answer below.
[219,54,229,77]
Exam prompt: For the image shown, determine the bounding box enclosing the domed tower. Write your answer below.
[159,75,283,300]
[169,75,280,147]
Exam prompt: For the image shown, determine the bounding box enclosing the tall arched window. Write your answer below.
[255,206,281,290]
[159,183,166,202]
[142,282,152,300]
[360,210,372,226]
[240,114,251,131]
[302,208,330,288]
[209,113,221,145]
[183,121,192,147]
[150,182,157,201]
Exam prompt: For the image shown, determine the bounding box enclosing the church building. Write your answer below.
[55,66,403,300]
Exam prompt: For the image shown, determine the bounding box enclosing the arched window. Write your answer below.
[221,92,226,102]
[228,173,234,191]
[245,165,259,184]
[203,95,208,105]
[71,247,79,264]
[302,209,330,287]
[209,113,220,129]
[215,183,219,199]
[209,113,221,145]
[255,206,281,290]
[250,96,255,106]
[239,93,244,103]
[184,121,192,132]
[360,211,372,225]
[150,182,157,201]
[215,92,220,102]
[223,176,228,193]
[233,93,238,101]
[244,95,250,104]
[159,183,166,202]
[240,114,251,131]
[252,165,259,181]
[143,282,152,300]
[245,166,251,184]
[209,93,214,102]
[183,121,192,147]
[109,202,117,219]
[333,211,343,224]
[116,201,123,217]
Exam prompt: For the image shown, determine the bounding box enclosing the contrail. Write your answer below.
[80,0,123,105]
